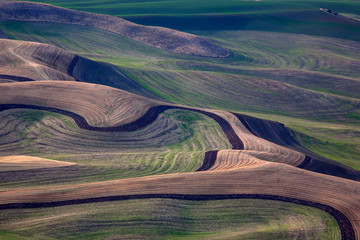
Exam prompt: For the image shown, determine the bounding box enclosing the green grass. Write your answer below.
[0,198,340,240]
[290,123,360,170]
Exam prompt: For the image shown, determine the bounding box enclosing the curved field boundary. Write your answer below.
[0,104,172,132]
[196,150,218,171]
[0,104,243,148]
[233,112,360,180]
[0,104,323,171]
[0,104,356,239]
[1,104,319,169]
[0,104,242,170]
[0,74,35,82]
[0,193,354,240]
[67,55,80,78]
[234,112,301,149]
[0,103,244,174]
[297,156,312,169]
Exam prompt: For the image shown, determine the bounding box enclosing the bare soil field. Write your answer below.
[0,39,75,81]
[0,155,76,171]
[0,81,161,127]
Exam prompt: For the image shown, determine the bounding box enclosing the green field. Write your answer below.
[1,17,359,170]
[0,108,230,189]
[0,198,340,240]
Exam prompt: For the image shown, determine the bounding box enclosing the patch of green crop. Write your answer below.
[0,199,340,240]
[347,111,360,121]
[298,133,360,170]
[13,110,62,123]
[0,108,230,189]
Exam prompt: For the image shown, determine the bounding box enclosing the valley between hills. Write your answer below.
[0,0,360,239]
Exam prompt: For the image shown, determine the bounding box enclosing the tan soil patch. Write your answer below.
[0,155,76,171]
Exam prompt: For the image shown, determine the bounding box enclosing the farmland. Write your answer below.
[0,0,359,239]
[0,199,340,240]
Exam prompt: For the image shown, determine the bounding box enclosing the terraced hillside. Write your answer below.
[0,1,359,239]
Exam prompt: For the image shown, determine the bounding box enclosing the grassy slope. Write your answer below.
[0,199,340,240]
[12,0,360,42]
[0,108,230,189]
[2,20,359,169]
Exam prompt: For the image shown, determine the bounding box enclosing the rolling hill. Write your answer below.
[0,1,359,239]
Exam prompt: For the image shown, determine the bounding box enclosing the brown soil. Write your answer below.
[0,155,76,171]
[0,163,358,240]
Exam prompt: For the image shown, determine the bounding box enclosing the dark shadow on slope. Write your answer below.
[0,74,35,82]
[234,113,360,181]
[69,55,163,101]
[196,150,218,171]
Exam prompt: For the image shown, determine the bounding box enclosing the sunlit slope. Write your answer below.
[0,38,75,81]
[2,79,360,183]
[0,155,76,171]
[0,81,162,127]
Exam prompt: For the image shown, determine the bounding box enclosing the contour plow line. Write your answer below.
[1,81,359,239]
[208,150,271,171]
[0,39,76,82]
[0,81,307,168]
[0,161,359,240]
[206,109,306,166]
[0,80,347,174]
